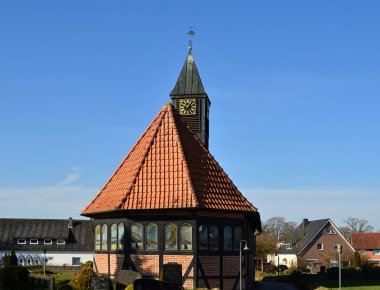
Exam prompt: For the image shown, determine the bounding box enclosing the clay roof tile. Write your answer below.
[81,104,257,215]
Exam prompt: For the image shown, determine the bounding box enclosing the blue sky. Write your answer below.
[0,1,379,229]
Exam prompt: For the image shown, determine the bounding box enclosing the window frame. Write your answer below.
[110,224,118,251]
[209,225,219,251]
[223,226,233,251]
[72,257,81,266]
[57,239,65,245]
[118,223,125,251]
[317,243,324,250]
[95,225,101,251]
[164,223,178,251]
[30,239,38,245]
[180,224,192,251]
[101,224,108,251]
[145,223,158,251]
[17,239,26,245]
[44,239,52,245]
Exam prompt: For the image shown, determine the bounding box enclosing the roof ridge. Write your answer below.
[168,105,199,207]
[116,105,167,209]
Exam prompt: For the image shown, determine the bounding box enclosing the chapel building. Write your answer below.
[81,47,261,290]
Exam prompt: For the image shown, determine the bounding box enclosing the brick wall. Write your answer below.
[131,254,159,277]
[223,256,240,276]
[110,254,124,276]
[94,254,108,275]
[199,256,220,276]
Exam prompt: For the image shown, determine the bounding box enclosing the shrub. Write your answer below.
[69,261,98,290]
[3,250,18,267]
[0,266,29,290]
[361,264,380,279]
[288,269,302,282]
[326,267,360,279]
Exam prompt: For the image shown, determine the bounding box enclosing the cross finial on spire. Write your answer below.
[187,27,195,53]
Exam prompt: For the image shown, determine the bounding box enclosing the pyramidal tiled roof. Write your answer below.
[81,103,256,215]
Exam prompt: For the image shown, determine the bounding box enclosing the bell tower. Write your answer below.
[170,34,211,148]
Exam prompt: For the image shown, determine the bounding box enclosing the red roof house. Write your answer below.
[351,232,380,265]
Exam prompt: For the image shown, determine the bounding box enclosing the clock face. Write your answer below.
[179,99,196,115]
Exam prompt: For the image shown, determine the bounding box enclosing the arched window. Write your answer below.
[180,224,192,251]
[224,226,232,250]
[209,226,219,251]
[95,225,101,251]
[145,223,158,250]
[165,224,177,251]
[233,226,242,250]
[101,224,108,251]
[131,223,143,250]
[111,224,118,251]
[199,225,208,250]
[118,223,124,250]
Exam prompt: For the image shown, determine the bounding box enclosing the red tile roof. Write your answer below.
[81,103,257,215]
[351,232,380,249]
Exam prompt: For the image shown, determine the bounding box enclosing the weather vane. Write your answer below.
[187,27,195,52]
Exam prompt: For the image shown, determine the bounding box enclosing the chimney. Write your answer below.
[68,217,73,229]
[303,218,309,229]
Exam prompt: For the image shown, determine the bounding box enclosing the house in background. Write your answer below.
[290,218,355,273]
[267,242,298,269]
[351,232,380,265]
[0,218,93,267]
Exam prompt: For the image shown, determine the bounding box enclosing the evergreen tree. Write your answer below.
[9,250,18,266]
[352,251,361,268]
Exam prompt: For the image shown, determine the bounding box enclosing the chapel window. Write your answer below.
[111,224,118,251]
[95,225,101,251]
[101,224,108,251]
[165,224,177,251]
[180,224,192,251]
[131,223,143,250]
[145,223,158,250]
[118,223,125,250]
[209,226,219,251]
[199,225,208,250]
[224,226,233,250]
[233,226,242,251]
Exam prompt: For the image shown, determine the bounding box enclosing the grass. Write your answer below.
[310,277,380,290]
[258,272,380,290]
[30,269,76,287]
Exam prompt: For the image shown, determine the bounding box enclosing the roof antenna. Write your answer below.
[187,27,195,53]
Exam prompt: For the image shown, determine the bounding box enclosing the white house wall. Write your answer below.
[0,251,93,266]
[267,253,298,268]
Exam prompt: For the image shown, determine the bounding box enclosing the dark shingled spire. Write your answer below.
[170,52,207,97]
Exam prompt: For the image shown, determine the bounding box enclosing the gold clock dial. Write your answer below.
[179,99,196,115]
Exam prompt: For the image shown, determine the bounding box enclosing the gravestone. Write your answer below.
[163,262,182,285]
[133,278,182,290]
[91,276,110,290]
[116,270,141,290]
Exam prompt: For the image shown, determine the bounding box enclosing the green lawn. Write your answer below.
[311,278,380,290]
[30,270,76,288]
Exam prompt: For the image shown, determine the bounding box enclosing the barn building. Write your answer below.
[81,47,262,290]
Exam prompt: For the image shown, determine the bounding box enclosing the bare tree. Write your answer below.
[255,233,277,272]
[343,217,374,232]
[263,216,297,242]
[341,217,374,242]
[338,226,352,242]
